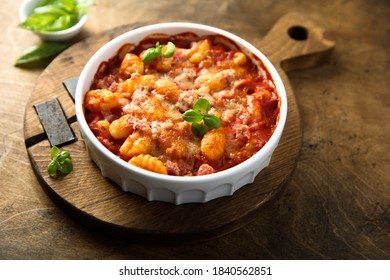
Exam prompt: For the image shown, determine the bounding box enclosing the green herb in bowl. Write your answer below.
[19,0,94,33]
[141,41,176,63]
[183,98,222,137]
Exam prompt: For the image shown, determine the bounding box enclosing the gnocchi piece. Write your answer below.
[201,129,226,161]
[129,154,168,175]
[195,72,227,92]
[233,79,255,96]
[189,39,211,64]
[261,89,272,100]
[247,93,263,120]
[84,89,118,112]
[119,53,144,78]
[119,131,152,158]
[154,79,181,102]
[142,96,166,121]
[155,57,173,72]
[109,114,133,139]
[94,120,111,139]
[232,52,247,66]
[117,97,131,109]
[165,140,187,159]
[120,74,157,98]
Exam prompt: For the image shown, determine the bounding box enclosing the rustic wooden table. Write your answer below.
[1,0,389,259]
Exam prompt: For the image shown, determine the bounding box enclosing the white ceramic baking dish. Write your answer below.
[75,22,287,204]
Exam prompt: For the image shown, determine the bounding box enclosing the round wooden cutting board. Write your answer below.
[23,12,334,242]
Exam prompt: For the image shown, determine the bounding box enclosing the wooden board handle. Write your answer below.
[259,12,335,72]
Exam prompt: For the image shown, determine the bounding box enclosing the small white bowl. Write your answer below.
[19,0,88,42]
[75,22,287,204]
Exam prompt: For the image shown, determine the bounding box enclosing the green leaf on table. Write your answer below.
[47,146,73,177]
[47,160,59,177]
[56,151,71,162]
[50,146,61,160]
[58,158,73,174]
[14,42,70,68]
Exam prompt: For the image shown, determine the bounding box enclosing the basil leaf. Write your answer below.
[34,5,68,16]
[193,98,210,112]
[37,0,77,13]
[59,158,73,174]
[162,42,175,58]
[142,47,162,63]
[142,42,175,62]
[204,114,222,129]
[50,146,61,160]
[192,123,209,137]
[56,151,71,162]
[45,14,77,31]
[15,42,70,68]
[182,98,222,137]
[58,0,78,13]
[182,109,204,123]
[18,13,59,32]
[47,160,59,177]
[48,146,73,177]
[39,0,59,7]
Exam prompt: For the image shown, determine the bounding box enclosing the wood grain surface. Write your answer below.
[1,0,389,259]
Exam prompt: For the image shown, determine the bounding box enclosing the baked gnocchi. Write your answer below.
[84,33,280,176]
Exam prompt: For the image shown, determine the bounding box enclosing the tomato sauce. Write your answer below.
[83,32,280,176]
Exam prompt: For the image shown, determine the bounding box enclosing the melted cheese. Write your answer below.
[84,35,280,176]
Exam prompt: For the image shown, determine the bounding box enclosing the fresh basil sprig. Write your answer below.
[183,98,222,137]
[142,41,176,63]
[47,146,73,177]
